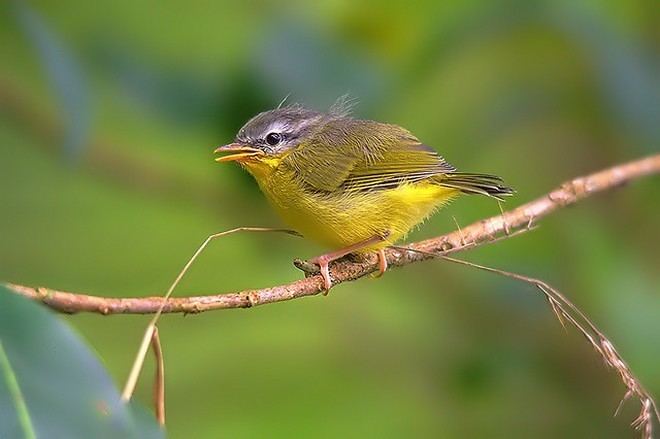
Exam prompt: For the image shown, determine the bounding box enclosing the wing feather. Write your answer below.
[283,119,454,192]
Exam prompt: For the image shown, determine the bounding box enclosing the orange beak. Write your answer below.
[214,143,263,163]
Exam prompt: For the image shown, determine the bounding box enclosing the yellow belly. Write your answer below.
[258,169,458,252]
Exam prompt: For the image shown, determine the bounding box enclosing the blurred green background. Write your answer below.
[1,0,659,437]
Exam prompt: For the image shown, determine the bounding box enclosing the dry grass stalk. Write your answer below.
[393,246,659,439]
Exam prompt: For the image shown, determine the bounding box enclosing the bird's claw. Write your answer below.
[319,262,333,294]
[309,256,333,294]
[371,249,388,278]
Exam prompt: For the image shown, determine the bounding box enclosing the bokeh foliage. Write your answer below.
[0,0,658,437]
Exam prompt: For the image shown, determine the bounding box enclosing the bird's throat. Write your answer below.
[240,156,281,183]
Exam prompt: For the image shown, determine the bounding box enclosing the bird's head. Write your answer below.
[215,104,328,168]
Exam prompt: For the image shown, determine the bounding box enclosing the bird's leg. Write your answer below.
[309,233,389,293]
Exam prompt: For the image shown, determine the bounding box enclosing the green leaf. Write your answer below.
[0,286,164,439]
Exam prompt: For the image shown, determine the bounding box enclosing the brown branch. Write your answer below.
[4,154,660,314]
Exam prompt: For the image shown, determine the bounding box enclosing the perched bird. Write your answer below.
[215,101,513,290]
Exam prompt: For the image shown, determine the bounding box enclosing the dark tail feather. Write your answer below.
[438,173,514,200]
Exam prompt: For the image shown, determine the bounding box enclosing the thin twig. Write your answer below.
[151,327,165,426]
[6,154,659,315]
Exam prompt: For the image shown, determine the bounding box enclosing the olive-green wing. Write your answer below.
[283,119,455,192]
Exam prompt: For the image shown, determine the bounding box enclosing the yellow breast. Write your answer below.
[244,159,458,251]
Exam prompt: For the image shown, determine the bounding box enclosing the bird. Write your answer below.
[215,100,513,291]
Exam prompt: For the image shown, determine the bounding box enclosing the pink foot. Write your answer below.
[309,256,333,294]
[307,233,390,294]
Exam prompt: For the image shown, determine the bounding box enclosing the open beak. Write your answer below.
[214,143,263,163]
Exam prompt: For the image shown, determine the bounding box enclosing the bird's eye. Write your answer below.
[265,132,282,146]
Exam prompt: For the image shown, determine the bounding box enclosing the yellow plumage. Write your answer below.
[216,104,512,289]
[246,156,459,251]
